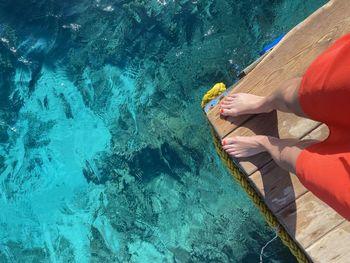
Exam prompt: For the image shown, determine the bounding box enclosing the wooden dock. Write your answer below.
[204,0,350,262]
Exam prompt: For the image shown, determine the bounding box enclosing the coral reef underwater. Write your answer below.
[0,0,326,262]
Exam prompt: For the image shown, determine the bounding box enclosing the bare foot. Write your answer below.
[221,135,266,158]
[219,93,273,117]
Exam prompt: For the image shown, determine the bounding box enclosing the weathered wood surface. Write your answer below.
[205,0,350,262]
[250,160,308,213]
[306,221,350,262]
[276,192,345,250]
[207,0,350,139]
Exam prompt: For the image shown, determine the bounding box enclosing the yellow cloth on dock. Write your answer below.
[201,82,226,108]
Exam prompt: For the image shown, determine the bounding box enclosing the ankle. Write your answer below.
[260,96,275,113]
[256,135,269,150]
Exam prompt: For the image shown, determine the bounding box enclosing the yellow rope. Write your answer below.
[201,84,310,263]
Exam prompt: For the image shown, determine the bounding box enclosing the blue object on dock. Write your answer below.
[259,34,285,55]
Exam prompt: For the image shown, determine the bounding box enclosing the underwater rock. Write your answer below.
[92,215,121,255]
[58,93,74,119]
[0,28,18,115]
[83,160,101,184]
[90,225,116,262]
[56,237,75,262]
[0,125,9,145]
[128,240,173,263]
[0,241,47,263]
[170,246,191,263]
[0,155,5,174]
[22,116,54,149]
[28,61,43,93]
[126,142,187,183]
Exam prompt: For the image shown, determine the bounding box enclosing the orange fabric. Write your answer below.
[296,33,350,221]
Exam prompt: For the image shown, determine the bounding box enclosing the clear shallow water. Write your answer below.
[0,1,326,262]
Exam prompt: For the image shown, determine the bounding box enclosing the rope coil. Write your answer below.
[201,84,310,263]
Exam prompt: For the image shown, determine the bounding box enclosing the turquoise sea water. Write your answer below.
[0,1,326,262]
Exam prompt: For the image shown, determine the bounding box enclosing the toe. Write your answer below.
[224,97,235,102]
[227,149,244,157]
[226,148,238,154]
[223,137,238,145]
[227,150,241,158]
[225,95,235,100]
[221,97,234,104]
[220,104,233,109]
[220,100,233,105]
[220,100,235,106]
[223,144,237,150]
[219,100,233,107]
[221,109,237,116]
[222,138,236,146]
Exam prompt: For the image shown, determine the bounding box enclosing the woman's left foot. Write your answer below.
[222,135,266,158]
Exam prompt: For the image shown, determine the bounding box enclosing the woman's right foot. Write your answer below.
[219,93,274,117]
[221,135,267,158]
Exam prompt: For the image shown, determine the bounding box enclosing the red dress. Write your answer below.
[296,33,350,221]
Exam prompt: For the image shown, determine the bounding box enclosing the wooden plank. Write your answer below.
[249,160,308,213]
[207,0,350,139]
[248,125,330,213]
[300,123,330,141]
[276,191,345,249]
[306,221,350,263]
